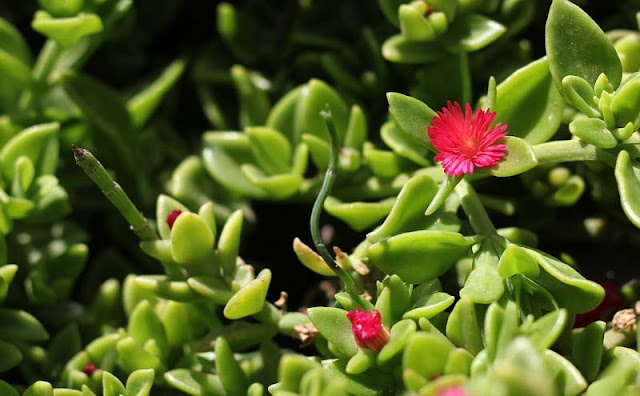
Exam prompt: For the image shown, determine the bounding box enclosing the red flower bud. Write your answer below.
[82,363,97,376]
[166,210,183,229]
[346,309,389,352]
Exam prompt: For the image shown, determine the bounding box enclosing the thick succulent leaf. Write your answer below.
[546,0,622,93]
[493,58,564,144]
[307,307,358,357]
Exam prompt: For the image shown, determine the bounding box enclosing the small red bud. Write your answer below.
[426,6,435,15]
[82,363,97,376]
[346,309,389,353]
[166,210,183,229]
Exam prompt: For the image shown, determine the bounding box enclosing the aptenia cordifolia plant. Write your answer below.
[1,0,640,395]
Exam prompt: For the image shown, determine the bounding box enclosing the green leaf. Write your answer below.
[215,337,248,394]
[487,136,538,177]
[202,146,266,198]
[0,340,21,372]
[387,92,436,149]
[615,150,640,228]
[459,241,505,304]
[0,379,19,396]
[276,354,321,393]
[127,58,186,127]
[170,212,214,265]
[402,292,454,321]
[187,276,234,304]
[544,350,587,396]
[382,35,448,64]
[403,332,453,380]
[230,65,270,128]
[571,321,605,382]
[344,105,367,151]
[377,319,416,365]
[103,372,125,396]
[367,174,438,244]
[569,118,617,149]
[0,48,30,112]
[294,79,348,145]
[346,349,377,375]
[32,11,103,47]
[484,302,519,362]
[0,17,32,65]
[0,308,48,342]
[292,238,336,277]
[546,0,622,93]
[217,209,243,276]
[324,197,395,231]
[0,123,58,182]
[399,4,436,41]
[368,230,481,284]
[363,143,415,178]
[498,243,540,277]
[443,14,506,52]
[223,269,271,320]
[562,75,600,117]
[241,165,302,199]
[164,369,226,396]
[375,275,411,327]
[611,76,640,128]
[116,337,163,373]
[494,58,565,144]
[265,86,303,143]
[307,307,358,357]
[126,369,155,396]
[128,300,168,356]
[23,381,53,396]
[530,249,605,313]
[446,298,483,355]
[381,121,430,166]
[246,127,291,175]
[526,309,568,350]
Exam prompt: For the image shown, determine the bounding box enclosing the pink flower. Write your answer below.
[428,101,508,177]
[437,386,467,396]
[346,309,389,352]
[166,210,183,229]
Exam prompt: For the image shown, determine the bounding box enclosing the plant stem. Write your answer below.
[73,145,158,241]
[456,179,496,236]
[310,108,355,292]
[533,139,616,167]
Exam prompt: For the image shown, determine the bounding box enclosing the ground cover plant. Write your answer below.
[1,0,640,395]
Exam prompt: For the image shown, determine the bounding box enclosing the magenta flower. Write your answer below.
[166,209,183,230]
[437,386,467,396]
[428,101,508,177]
[346,309,389,352]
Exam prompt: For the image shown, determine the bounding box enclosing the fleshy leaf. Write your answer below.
[307,307,358,357]
[546,0,622,93]
[493,58,564,144]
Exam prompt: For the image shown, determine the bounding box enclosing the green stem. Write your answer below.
[310,108,355,292]
[533,140,616,167]
[73,145,158,241]
[456,179,496,236]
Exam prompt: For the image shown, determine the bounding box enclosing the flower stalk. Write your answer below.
[72,145,158,241]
